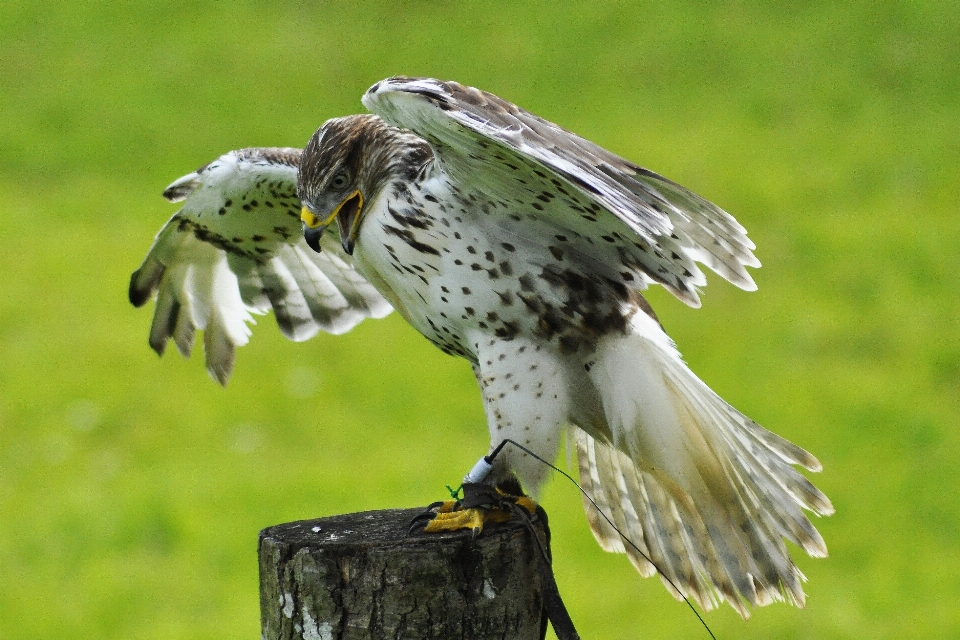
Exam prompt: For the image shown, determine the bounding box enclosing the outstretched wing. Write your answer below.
[130,147,392,384]
[363,77,760,307]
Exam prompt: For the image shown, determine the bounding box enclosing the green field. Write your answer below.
[2,1,958,638]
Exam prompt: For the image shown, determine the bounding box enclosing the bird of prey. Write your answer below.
[130,77,832,618]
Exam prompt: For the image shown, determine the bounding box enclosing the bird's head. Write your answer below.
[298,114,430,255]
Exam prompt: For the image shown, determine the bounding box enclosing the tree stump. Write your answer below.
[259,507,548,640]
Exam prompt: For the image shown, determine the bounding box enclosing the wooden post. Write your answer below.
[259,507,548,640]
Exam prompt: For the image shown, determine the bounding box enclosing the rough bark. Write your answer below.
[259,507,547,640]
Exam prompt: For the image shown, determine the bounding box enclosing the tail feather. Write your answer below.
[577,311,831,618]
[661,358,833,557]
[663,361,833,517]
[575,430,628,555]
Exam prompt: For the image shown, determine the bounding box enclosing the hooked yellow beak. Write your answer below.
[300,190,364,254]
[300,206,334,230]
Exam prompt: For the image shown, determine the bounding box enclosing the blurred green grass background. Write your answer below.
[2,1,958,637]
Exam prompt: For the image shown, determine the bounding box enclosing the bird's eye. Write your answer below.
[330,172,349,190]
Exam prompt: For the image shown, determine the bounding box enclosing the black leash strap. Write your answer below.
[461,483,581,640]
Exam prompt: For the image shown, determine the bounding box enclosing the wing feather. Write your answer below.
[363,77,759,306]
[255,253,323,342]
[131,147,392,384]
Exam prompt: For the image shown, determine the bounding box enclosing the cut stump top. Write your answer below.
[260,507,547,640]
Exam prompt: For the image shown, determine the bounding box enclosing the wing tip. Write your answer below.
[363,76,451,110]
[149,336,166,357]
[736,274,759,292]
[665,283,702,308]
[129,272,150,307]
[129,265,163,307]
[206,359,234,386]
[162,172,201,202]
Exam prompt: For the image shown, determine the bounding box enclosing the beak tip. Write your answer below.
[303,225,323,253]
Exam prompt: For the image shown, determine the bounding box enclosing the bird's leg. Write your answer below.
[412,332,565,538]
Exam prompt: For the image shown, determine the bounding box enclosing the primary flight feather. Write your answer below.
[131,77,832,618]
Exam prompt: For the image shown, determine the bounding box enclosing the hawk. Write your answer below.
[131,77,832,618]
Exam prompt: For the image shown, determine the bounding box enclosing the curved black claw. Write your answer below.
[406,501,450,536]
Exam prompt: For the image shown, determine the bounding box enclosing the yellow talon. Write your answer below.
[420,492,538,536]
[434,499,460,514]
[424,507,487,534]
